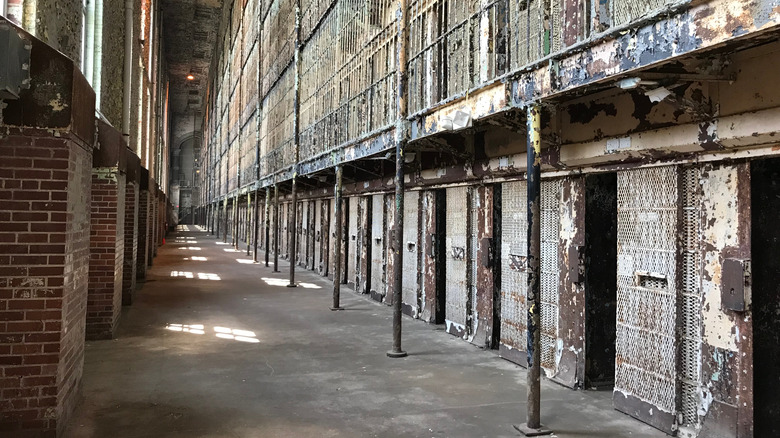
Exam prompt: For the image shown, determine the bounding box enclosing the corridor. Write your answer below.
[63,226,666,438]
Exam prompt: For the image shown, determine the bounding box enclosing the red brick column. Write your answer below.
[136,169,150,281]
[122,151,140,305]
[85,170,126,340]
[0,26,96,436]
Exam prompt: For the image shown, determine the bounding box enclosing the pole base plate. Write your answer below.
[386,350,408,358]
[286,284,297,288]
[329,307,344,311]
[513,424,553,436]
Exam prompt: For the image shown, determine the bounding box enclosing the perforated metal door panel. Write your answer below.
[680,167,703,431]
[370,194,386,296]
[301,201,308,267]
[445,186,469,336]
[403,191,420,317]
[329,198,336,278]
[419,191,436,322]
[469,188,479,335]
[500,181,528,362]
[540,179,562,376]
[347,197,359,288]
[615,166,678,431]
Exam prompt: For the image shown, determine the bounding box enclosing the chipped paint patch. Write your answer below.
[49,93,68,111]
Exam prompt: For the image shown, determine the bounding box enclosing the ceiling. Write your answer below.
[161,0,224,115]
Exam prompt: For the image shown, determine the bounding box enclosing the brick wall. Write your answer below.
[85,170,126,340]
[0,133,92,437]
[122,181,139,304]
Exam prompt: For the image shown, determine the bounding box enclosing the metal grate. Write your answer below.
[500,180,527,359]
[679,166,703,428]
[446,186,469,332]
[348,197,359,287]
[615,166,678,417]
[610,0,669,28]
[540,179,561,375]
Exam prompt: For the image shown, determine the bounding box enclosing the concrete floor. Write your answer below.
[64,226,668,438]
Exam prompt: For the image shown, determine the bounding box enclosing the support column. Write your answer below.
[331,165,344,310]
[288,178,298,287]
[273,184,280,272]
[247,191,252,256]
[253,189,260,262]
[388,0,409,358]
[223,197,228,243]
[265,187,271,266]
[515,104,552,436]
[232,196,239,249]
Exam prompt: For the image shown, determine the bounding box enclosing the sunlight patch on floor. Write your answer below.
[170,271,221,280]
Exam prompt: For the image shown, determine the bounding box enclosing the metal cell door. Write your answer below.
[500,180,528,365]
[614,165,678,433]
[402,191,420,317]
[308,200,316,270]
[384,193,395,304]
[347,197,358,289]
[370,194,386,300]
[540,179,562,376]
[445,186,470,338]
[315,199,323,272]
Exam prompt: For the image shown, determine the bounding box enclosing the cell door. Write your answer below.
[370,194,386,302]
[308,200,316,270]
[402,191,420,317]
[614,166,679,433]
[499,181,528,365]
[347,197,359,289]
[539,179,562,376]
[384,193,395,304]
[320,199,330,277]
[445,186,470,338]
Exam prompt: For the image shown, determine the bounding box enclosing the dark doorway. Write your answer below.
[434,189,447,324]
[751,157,780,436]
[491,184,502,349]
[584,173,618,389]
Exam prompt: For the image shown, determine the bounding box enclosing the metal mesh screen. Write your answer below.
[446,186,469,331]
[610,0,669,28]
[315,199,323,272]
[680,166,703,428]
[540,179,561,374]
[403,191,420,316]
[615,166,678,416]
[500,180,528,357]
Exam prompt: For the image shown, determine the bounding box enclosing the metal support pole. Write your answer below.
[233,196,239,249]
[288,177,298,287]
[223,199,228,243]
[387,0,409,358]
[253,189,260,262]
[331,165,343,311]
[265,187,271,267]
[247,191,252,256]
[273,184,280,272]
[514,104,552,436]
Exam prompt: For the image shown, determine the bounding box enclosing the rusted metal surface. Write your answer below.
[554,176,585,389]
[511,0,780,105]
[358,196,371,294]
[332,165,343,309]
[524,103,543,431]
[419,190,437,323]
[473,185,495,348]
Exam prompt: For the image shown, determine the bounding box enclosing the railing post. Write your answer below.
[331,165,344,310]
[515,103,552,436]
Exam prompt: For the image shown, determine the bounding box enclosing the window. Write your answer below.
[80,0,102,109]
[1,0,6,17]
